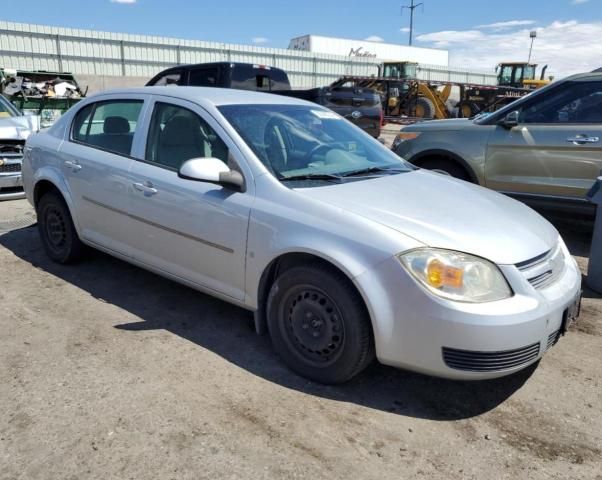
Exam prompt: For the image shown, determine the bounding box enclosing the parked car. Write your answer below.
[147,62,382,137]
[23,87,581,384]
[392,71,602,215]
[0,95,39,200]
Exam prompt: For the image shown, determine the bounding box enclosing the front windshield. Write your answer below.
[219,104,410,183]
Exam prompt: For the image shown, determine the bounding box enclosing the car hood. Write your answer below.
[0,115,40,140]
[405,118,473,132]
[296,170,558,265]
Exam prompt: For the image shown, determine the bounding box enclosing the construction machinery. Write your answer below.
[332,61,552,124]
[496,62,550,89]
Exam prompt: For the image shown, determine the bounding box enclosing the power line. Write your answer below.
[401,0,423,46]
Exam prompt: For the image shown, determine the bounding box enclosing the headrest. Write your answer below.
[104,116,130,134]
[161,115,201,146]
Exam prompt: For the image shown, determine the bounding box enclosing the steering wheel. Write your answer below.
[303,143,333,163]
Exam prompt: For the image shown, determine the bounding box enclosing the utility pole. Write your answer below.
[402,0,423,46]
[527,30,537,63]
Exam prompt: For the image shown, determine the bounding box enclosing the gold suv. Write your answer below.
[393,72,602,214]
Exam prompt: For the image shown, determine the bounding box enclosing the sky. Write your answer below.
[1,0,601,77]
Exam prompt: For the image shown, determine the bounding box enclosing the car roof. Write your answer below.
[157,61,286,72]
[88,86,315,108]
[563,71,602,82]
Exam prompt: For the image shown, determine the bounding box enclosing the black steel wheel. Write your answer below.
[282,285,346,366]
[37,191,85,264]
[267,264,374,384]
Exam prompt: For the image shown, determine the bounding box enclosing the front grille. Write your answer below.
[516,243,565,290]
[0,163,21,173]
[442,343,540,372]
[0,140,25,155]
[529,270,554,289]
[547,329,561,351]
[516,250,550,271]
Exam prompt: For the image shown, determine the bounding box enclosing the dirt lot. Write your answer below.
[0,197,600,480]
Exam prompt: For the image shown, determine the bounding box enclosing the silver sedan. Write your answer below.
[22,87,582,384]
[1,95,38,200]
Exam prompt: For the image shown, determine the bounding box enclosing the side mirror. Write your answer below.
[178,157,245,191]
[501,110,520,129]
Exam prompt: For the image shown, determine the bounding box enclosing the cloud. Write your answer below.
[110,0,136,3]
[365,35,384,42]
[416,20,602,78]
[400,27,410,33]
[251,37,269,44]
[571,0,589,4]
[475,20,536,30]
[416,29,485,47]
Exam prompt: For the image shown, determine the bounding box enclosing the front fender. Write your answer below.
[243,191,422,309]
[410,148,481,184]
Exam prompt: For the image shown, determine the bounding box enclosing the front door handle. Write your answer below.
[567,135,599,145]
[133,181,158,195]
[64,160,82,171]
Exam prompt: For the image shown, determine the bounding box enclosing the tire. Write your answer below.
[415,96,436,119]
[456,102,479,119]
[267,264,374,384]
[36,191,86,264]
[418,158,472,182]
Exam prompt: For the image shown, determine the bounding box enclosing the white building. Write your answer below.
[289,35,449,67]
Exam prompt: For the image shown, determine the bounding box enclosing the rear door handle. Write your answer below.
[133,181,158,195]
[64,160,82,171]
[566,135,599,144]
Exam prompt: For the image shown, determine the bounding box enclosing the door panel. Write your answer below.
[127,97,252,300]
[61,141,134,252]
[485,80,602,198]
[60,97,146,254]
[127,163,250,299]
[486,124,602,197]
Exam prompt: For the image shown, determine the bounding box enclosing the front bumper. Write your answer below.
[354,243,582,380]
[0,159,25,200]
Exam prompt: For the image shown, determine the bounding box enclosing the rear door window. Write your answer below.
[188,67,220,87]
[230,66,290,91]
[71,100,143,156]
[150,71,182,86]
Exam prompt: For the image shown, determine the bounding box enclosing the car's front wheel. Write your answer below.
[418,158,472,182]
[267,264,374,384]
[37,191,86,264]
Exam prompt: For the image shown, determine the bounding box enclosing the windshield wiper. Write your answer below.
[280,173,343,182]
[341,166,406,177]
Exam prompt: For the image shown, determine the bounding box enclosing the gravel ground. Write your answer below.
[0,198,600,480]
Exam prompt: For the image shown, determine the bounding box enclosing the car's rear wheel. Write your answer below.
[418,158,472,182]
[37,192,85,264]
[267,264,374,384]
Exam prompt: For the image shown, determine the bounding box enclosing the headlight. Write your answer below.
[398,248,512,303]
[392,131,420,150]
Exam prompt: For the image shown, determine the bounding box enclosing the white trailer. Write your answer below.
[288,35,449,66]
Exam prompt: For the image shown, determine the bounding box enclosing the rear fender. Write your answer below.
[32,166,80,234]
